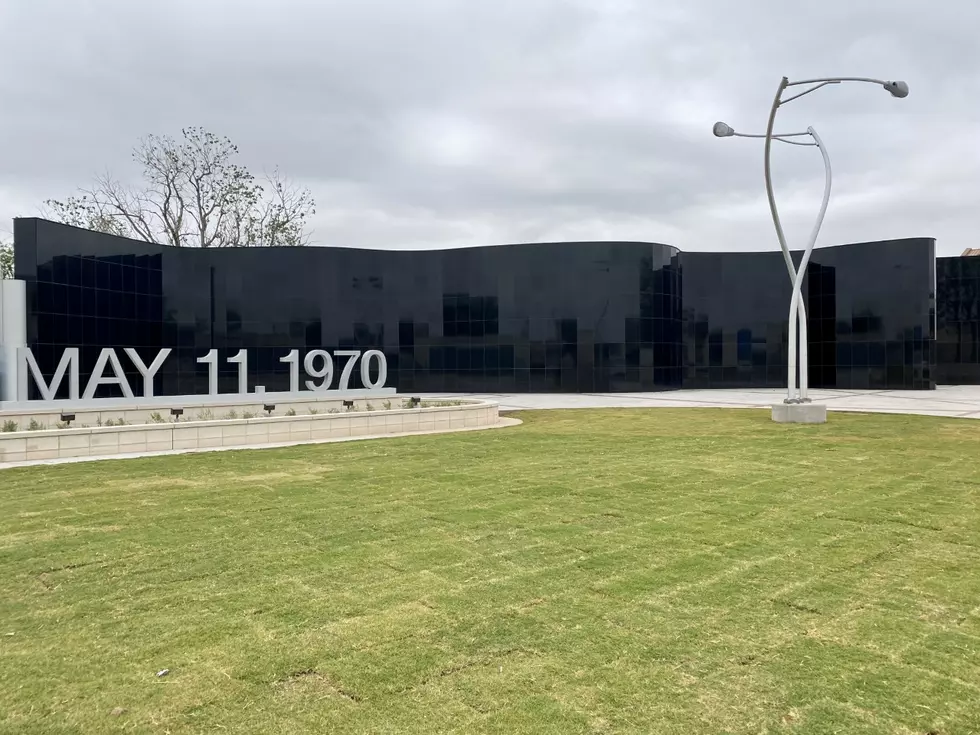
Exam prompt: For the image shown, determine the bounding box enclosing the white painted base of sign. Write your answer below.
[0,387,396,413]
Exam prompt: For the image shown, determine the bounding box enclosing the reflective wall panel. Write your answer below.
[936,256,980,385]
[679,238,937,390]
[12,218,941,398]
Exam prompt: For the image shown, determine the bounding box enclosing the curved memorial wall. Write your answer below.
[8,218,942,401]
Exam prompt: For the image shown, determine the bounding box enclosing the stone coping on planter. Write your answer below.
[0,400,500,466]
[0,387,396,413]
[0,395,469,432]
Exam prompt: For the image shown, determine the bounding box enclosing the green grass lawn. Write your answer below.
[2,409,979,734]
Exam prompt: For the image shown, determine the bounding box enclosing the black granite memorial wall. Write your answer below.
[12,218,941,398]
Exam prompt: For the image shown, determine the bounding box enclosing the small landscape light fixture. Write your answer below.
[343,400,354,410]
[409,396,421,407]
[60,413,76,426]
[170,408,184,421]
[263,404,275,416]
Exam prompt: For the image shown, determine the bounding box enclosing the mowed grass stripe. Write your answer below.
[1,408,979,734]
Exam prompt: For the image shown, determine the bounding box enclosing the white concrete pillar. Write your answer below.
[0,279,27,404]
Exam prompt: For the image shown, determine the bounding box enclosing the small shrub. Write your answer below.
[27,419,45,431]
[116,418,127,426]
[225,409,239,420]
[197,409,214,421]
[149,411,166,424]
[1,420,17,433]
[55,421,68,430]
[327,408,339,414]
[365,403,375,412]
[285,408,297,417]
[104,419,116,427]
[308,408,319,415]
[242,411,256,419]
[382,400,392,411]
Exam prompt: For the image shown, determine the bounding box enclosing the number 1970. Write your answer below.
[196,349,387,394]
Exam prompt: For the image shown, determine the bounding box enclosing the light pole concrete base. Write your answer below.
[771,403,827,424]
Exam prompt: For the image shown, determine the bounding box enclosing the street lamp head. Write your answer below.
[713,121,736,137]
[882,80,909,98]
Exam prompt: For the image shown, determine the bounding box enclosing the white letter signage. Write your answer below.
[18,347,80,402]
[82,349,135,400]
[17,346,388,404]
[124,347,171,399]
[303,350,334,391]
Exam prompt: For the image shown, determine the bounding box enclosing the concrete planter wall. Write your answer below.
[0,395,406,433]
[0,400,499,465]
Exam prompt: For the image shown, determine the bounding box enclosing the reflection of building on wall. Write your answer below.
[9,217,977,399]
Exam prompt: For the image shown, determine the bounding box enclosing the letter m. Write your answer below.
[18,347,80,401]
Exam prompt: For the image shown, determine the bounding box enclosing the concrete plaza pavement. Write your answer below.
[417,385,980,420]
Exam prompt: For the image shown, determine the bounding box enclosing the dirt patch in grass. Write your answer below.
[273,669,362,702]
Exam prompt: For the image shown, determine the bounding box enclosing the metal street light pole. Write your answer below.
[713,121,826,402]
[714,76,909,408]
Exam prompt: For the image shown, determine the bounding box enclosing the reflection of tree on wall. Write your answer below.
[0,241,13,279]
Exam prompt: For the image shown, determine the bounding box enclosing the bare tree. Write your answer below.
[0,241,12,279]
[45,127,315,247]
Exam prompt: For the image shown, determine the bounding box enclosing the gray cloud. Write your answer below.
[1,0,977,254]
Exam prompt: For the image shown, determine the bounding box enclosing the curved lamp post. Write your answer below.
[713,76,909,405]
[712,121,830,402]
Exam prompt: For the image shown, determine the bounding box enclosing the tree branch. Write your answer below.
[45,127,315,247]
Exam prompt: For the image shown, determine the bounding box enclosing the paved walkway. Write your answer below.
[416,386,980,420]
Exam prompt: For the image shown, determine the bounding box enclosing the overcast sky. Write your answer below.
[1,0,977,255]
